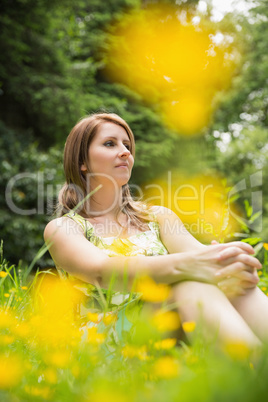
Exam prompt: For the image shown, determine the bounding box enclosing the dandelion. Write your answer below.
[224,341,250,360]
[43,368,58,384]
[154,338,177,350]
[87,312,101,323]
[71,364,80,378]
[45,350,71,368]
[24,385,52,399]
[152,310,180,332]
[263,243,268,250]
[121,345,147,360]
[0,354,23,389]
[0,271,8,278]
[135,276,170,303]
[0,334,15,345]
[153,356,180,379]
[182,321,196,333]
[87,327,105,345]
[0,310,16,329]
[103,313,118,326]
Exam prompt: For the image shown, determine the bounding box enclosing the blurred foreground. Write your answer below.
[1,242,268,401]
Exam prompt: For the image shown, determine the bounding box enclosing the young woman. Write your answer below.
[44,113,268,348]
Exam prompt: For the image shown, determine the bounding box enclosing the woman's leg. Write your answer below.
[230,287,268,343]
[172,281,261,347]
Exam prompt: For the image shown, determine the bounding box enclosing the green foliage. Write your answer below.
[0,122,64,266]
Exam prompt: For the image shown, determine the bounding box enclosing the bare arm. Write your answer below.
[154,206,261,295]
[44,215,260,291]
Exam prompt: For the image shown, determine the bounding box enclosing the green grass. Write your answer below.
[1,239,268,402]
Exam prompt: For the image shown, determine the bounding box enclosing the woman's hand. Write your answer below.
[210,240,261,297]
[184,241,261,290]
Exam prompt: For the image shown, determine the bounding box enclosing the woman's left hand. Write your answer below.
[211,240,261,297]
[216,268,259,297]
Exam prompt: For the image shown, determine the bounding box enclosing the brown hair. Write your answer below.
[57,113,152,229]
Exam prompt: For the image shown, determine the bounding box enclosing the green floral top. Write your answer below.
[57,212,168,318]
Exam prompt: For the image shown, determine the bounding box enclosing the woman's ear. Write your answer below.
[80,163,87,172]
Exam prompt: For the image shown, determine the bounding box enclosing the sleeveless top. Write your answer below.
[57,211,168,319]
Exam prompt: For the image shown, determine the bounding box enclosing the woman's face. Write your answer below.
[81,122,134,187]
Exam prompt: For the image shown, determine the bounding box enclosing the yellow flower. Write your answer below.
[154,338,177,350]
[4,293,10,298]
[224,341,250,360]
[0,271,8,278]
[103,313,118,326]
[182,321,196,333]
[43,368,58,384]
[0,310,16,329]
[87,312,101,323]
[152,310,180,332]
[87,327,105,345]
[45,350,71,368]
[135,276,170,303]
[121,345,148,360]
[153,356,180,379]
[90,390,129,402]
[24,385,52,399]
[0,335,15,345]
[263,243,268,250]
[71,364,80,378]
[0,355,23,389]
[21,286,28,290]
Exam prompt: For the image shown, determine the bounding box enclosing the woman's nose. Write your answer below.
[119,145,131,157]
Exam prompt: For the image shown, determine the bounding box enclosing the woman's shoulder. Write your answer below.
[149,206,177,220]
[44,215,85,242]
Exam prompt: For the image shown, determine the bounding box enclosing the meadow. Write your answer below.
[1,239,268,402]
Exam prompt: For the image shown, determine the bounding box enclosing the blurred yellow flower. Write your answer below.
[21,286,28,290]
[121,344,148,360]
[0,271,8,278]
[152,310,180,332]
[0,354,23,389]
[71,363,80,378]
[142,172,241,243]
[182,321,196,333]
[24,385,52,399]
[87,327,105,345]
[45,350,71,368]
[154,338,177,350]
[106,6,237,136]
[43,368,58,384]
[224,341,250,360]
[263,243,268,250]
[135,276,170,303]
[13,322,31,338]
[87,312,101,323]
[4,293,10,297]
[0,334,15,345]
[90,390,129,402]
[0,310,16,329]
[103,313,118,326]
[153,356,180,379]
